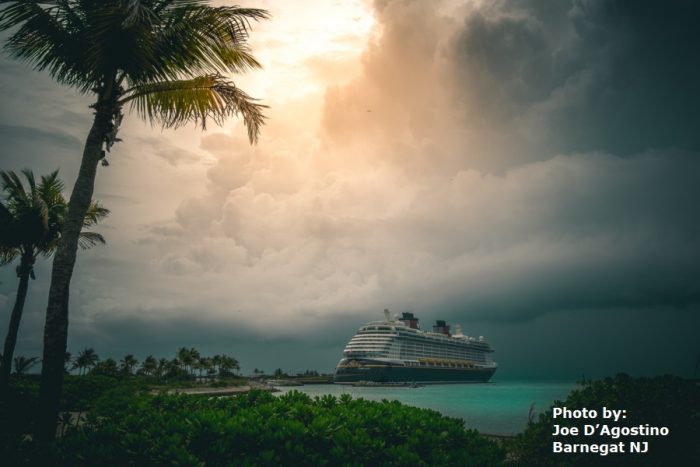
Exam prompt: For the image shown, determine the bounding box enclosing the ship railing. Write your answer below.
[417,357,480,368]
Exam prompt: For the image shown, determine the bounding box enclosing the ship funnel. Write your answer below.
[454,324,463,336]
[398,312,419,329]
[384,308,391,321]
[432,320,451,336]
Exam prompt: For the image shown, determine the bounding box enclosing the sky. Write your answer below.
[0,0,698,380]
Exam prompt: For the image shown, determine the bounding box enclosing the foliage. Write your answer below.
[507,374,700,466]
[5,373,698,466]
[0,169,108,264]
[52,390,504,466]
[0,170,108,387]
[0,374,147,464]
[72,348,100,375]
[119,354,139,375]
[209,376,247,388]
[13,355,39,375]
[90,358,120,377]
[60,375,149,412]
[0,0,268,140]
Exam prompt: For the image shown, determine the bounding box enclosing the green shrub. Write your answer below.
[507,374,700,466]
[0,377,40,464]
[60,374,148,410]
[53,389,504,466]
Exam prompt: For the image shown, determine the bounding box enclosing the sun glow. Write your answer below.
[236,0,376,100]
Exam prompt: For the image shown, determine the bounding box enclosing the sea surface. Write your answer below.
[275,380,577,435]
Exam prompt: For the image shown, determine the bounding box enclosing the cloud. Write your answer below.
[136,146,699,330]
[2,0,698,377]
[103,0,699,335]
[447,0,700,167]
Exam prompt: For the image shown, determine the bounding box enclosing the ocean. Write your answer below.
[275,380,577,435]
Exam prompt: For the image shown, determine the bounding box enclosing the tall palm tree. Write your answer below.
[0,1,267,441]
[0,170,108,392]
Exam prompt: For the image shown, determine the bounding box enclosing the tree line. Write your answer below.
[6,347,240,381]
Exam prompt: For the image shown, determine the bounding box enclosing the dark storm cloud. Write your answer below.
[448,0,700,168]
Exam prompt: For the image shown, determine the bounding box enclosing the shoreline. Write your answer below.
[157,380,277,396]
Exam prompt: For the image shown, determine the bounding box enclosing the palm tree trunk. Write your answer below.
[0,254,33,395]
[35,107,113,444]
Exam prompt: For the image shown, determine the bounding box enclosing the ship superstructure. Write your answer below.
[334,310,497,383]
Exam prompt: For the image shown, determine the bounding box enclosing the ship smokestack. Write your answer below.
[384,308,391,321]
[432,320,451,336]
[398,312,419,329]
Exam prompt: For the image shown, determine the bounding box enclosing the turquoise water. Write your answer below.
[275,380,576,435]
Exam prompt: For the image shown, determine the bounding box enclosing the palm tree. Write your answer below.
[176,347,194,375]
[155,357,169,380]
[212,354,222,375]
[0,1,267,441]
[189,348,201,376]
[0,170,108,392]
[13,356,40,376]
[219,355,240,377]
[63,351,72,374]
[139,355,157,376]
[91,358,118,377]
[72,348,100,376]
[119,354,139,375]
[199,356,213,377]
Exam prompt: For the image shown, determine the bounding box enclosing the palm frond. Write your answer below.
[83,201,109,227]
[0,202,13,235]
[0,245,20,265]
[122,74,266,142]
[77,231,106,249]
[0,0,95,91]
[20,167,36,194]
[1,170,30,206]
[0,168,108,259]
[122,0,158,27]
[38,170,66,213]
[2,1,269,136]
[0,177,23,255]
[20,168,51,232]
[125,5,269,84]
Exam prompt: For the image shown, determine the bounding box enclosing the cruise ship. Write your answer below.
[334,310,497,384]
